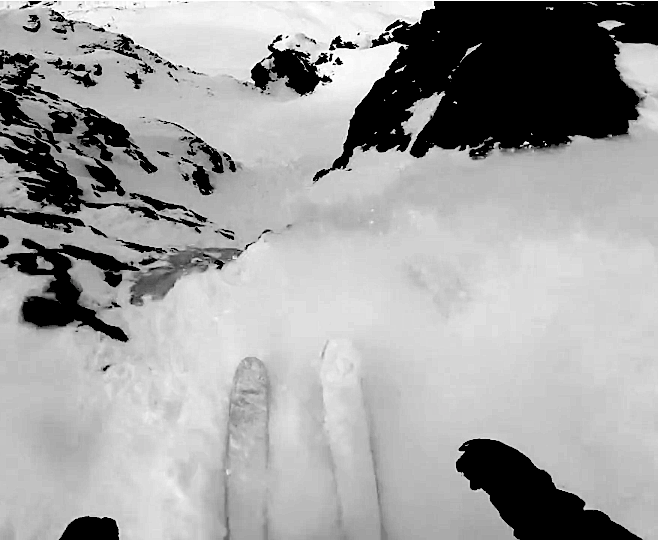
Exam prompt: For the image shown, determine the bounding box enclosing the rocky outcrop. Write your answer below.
[315,2,651,179]
[251,33,341,95]
[456,439,642,539]
[329,20,412,51]
[370,19,411,47]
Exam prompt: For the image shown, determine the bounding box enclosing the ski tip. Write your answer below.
[320,339,361,381]
[238,356,266,371]
[233,356,269,386]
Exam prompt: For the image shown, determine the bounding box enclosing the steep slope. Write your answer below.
[2,3,657,540]
[0,72,239,341]
[314,2,658,179]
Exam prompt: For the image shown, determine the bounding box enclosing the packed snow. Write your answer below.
[1,2,658,540]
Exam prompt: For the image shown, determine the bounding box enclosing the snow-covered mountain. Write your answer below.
[1,2,658,540]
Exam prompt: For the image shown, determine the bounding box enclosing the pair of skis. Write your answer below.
[224,340,383,540]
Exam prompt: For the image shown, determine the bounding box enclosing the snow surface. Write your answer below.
[1,2,658,540]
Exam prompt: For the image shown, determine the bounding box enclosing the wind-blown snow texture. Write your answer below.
[1,1,658,540]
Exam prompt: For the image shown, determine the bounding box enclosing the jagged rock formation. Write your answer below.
[328,35,359,51]
[251,33,341,95]
[456,439,643,540]
[315,2,654,180]
[370,19,411,47]
[329,20,412,51]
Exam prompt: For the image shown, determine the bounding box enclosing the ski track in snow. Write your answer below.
[1,2,658,540]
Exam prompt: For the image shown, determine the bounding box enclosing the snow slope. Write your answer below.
[1,2,658,540]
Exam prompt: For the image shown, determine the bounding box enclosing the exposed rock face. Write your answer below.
[456,439,642,540]
[251,33,341,95]
[315,2,652,180]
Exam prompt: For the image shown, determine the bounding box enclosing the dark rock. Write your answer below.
[22,14,41,33]
[49,110,77,134]
[80,114,131,148]
[104,271,122,287]
[456,438,642,539]
[251,37,332,95]
[0,86,31,124]
[0,207,84,232]
[129,193,207,221]
[9,240,129,342]
[0,235,8,249]
[22,295,77,326]
[70,71,97,87]
[0,133,82,212]
[371,19,411,47]
[125,70,143,89]
[0,50,40,87]
[118,239,167,254]
[216,228,235,240]
[58,244,137,273]
[191,164,212,195]
[329,36,359,50]
[85,159,125,195]
[318,2,645,176]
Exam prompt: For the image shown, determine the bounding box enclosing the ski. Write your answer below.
[319,339,383,540]
[225,356,270,540]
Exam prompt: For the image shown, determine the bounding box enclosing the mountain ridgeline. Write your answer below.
[314,2,656,180]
